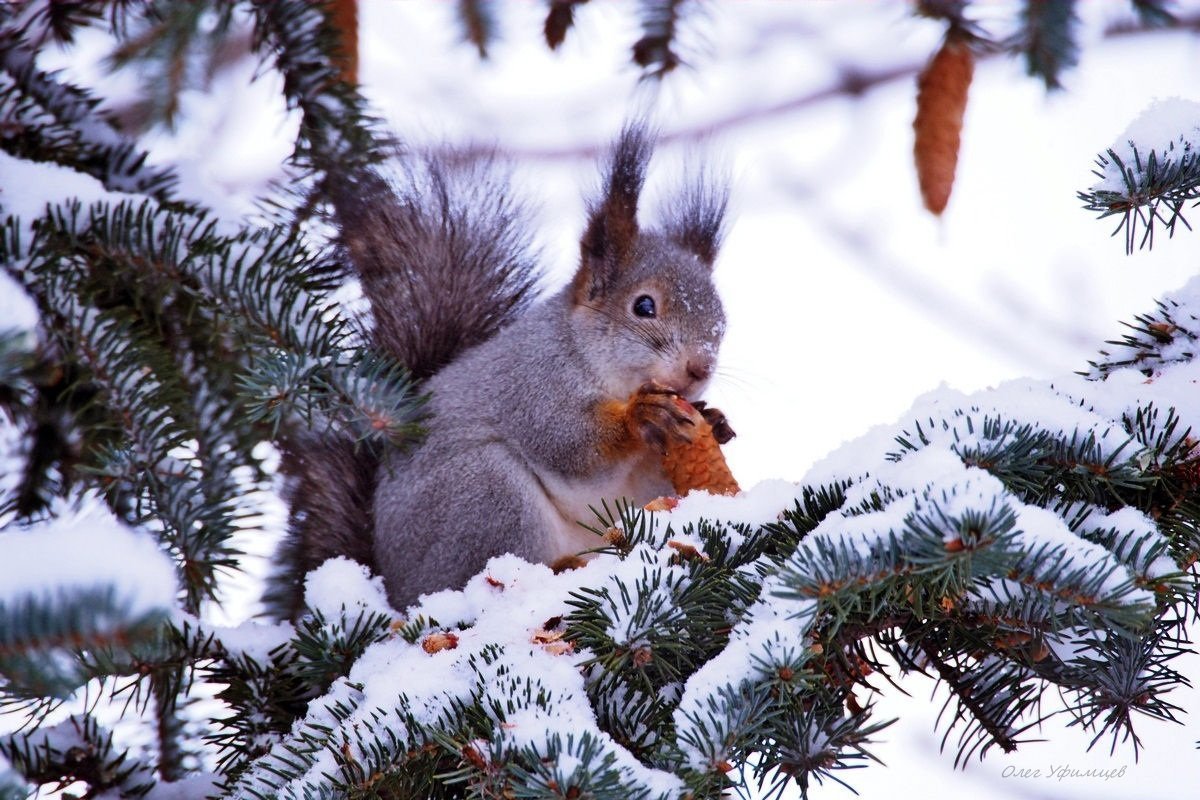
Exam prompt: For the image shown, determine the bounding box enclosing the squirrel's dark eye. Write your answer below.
[632,295,656,318]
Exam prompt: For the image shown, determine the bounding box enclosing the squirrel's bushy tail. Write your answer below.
[264,152,542,619]
[332,152,542,379]
[263,436,379,618]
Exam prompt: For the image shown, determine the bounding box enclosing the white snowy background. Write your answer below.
[3,1,1200,798]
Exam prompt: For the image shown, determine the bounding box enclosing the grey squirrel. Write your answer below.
[267,124,732,616]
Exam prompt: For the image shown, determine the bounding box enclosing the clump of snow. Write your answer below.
[0,495,177,618]
[1076,506,1178,582]
[0,288,37,334]
[203,617,295,665]
[1116,97,1200,158]
[303,556,393,619]
[1092,97,1200,192]
[659,478,801,530]
[0,151,131,253]
[1009,502,1154,604]
[802,416,903,489]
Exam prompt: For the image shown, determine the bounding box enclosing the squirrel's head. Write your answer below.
[569,124,729,401]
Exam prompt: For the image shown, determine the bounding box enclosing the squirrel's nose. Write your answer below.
[686,359,713,383]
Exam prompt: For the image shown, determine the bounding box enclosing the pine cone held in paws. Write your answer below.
[660,396,739,497]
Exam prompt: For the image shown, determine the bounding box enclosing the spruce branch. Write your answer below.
[1079,141,1200,253]
[456,0,497,59]
[103,0,242,132]
[1130,0,1176,28]
[0,327,34,419]
[1088,290,1199,377]
[753,698,893,800]
[0,0,145,47]
[507,732,662,800]
[0,337,101,519]
[5,203,251,606]
[289,606,393,694]
[1,193,424,606]
[1014,0,1079,90]
[247,0,390,181]
[1,715,157,799]
[0,33,178,200]
[1054,620,1193,757]
[918,641,1024,761]
[0,587,170,700]
[6,237,239,608]
[673,682,777,790]
[202,604,390,785]
[544,0,590,50]
[153,676,188,782]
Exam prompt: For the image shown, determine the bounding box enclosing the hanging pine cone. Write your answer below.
[913,34,974,215]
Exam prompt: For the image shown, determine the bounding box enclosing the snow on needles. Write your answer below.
[1092,97,1200,192]
[0,495,177,618]
[0,151,129,254]
[233,280,1198,795]
[232,554,690,799]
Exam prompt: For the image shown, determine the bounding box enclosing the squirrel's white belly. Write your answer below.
[537,453,672,562]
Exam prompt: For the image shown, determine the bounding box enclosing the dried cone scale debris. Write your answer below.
[914,34,974,215]
[660,396,740,497]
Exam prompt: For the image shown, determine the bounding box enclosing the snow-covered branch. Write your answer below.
[1080,98,1200,252]
[227,276,1200,798]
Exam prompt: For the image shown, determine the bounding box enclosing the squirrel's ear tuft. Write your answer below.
[660,166,729,267]
[575,122,654,302]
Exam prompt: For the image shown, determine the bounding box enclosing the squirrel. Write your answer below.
[265,124,731,617]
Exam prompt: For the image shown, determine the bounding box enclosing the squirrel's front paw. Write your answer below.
[630,383,696,454]
[691,401,736,445]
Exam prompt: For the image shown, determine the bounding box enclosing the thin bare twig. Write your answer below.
[474,12,1200,162]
